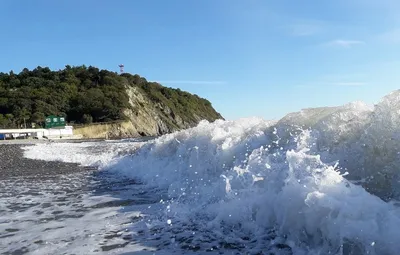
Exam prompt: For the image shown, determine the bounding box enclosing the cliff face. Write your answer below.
[76,86,223,139]
[123,86,171,136]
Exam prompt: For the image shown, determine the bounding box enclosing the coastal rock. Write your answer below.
[74,86,223,139]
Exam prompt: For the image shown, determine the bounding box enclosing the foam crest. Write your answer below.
[110,118,275,199]
[106,90,400,253]
[22,141,144,168]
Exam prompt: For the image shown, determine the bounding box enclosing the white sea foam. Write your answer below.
[20,89,400,254]
[108,121,400,253]
[22,140,145,168]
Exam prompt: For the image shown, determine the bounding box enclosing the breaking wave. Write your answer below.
[23,90,400,254]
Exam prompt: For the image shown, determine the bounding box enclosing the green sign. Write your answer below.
[45,115,66,128]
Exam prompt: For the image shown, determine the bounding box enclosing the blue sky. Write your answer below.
[1,0,400,120]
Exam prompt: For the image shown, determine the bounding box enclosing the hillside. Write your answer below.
[0,65,223,137]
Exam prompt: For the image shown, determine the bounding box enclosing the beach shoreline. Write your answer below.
[0,138,107,145]
[0,143,91,178]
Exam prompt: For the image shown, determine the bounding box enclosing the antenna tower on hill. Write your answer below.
[118,64,124,74]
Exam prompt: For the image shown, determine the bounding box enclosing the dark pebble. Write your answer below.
[0,144,88,179]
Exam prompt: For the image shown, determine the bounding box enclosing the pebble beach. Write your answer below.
[0,141,93,178]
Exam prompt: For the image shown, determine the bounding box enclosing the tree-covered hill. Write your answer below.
[0,65,223,131]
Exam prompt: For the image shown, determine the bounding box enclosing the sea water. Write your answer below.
[4,90,400,254]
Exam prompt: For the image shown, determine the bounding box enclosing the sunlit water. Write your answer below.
[0,168,295,255]
[0,168,167,254]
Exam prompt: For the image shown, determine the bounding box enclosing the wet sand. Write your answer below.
[0,143,90,178]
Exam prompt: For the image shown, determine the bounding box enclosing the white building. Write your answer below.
[43,126,74,139]
[0,126,75,140]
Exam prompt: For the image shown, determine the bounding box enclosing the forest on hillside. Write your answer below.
[0,65,221,128]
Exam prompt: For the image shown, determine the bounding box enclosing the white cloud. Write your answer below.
[332,82,366,86]
[320,73,366,80]
[378,29,400,44]
[156,80,227,85]
[324,39,365,48]
[295,82,366,88]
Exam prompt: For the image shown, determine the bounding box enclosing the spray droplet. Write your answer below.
[167,219,172,225]
[371,241,375,246]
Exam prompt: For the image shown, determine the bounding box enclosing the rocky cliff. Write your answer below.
[72,77,224,139]
[75,83,223,139]
[103,73,224,138]
[120,86,220,137]
[76,85,224,139]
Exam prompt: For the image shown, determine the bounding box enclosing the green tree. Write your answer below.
[81,114,93,124]
[31,112,46,126]
[0,114,7,127]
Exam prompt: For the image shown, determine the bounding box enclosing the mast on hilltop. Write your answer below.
[118,64,124,74]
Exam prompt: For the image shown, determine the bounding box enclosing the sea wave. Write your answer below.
[22,89,400,254]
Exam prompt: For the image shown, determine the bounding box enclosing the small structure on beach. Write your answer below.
[0,126,74,140]
[45,115,66,129]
